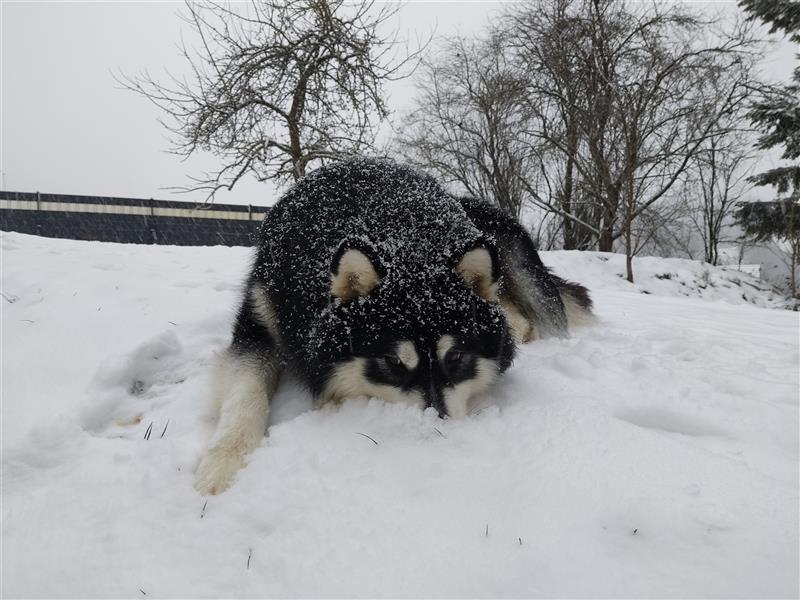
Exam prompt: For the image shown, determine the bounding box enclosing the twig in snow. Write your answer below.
[1,292,18,303]
[139,589,147,596]
[485,524,489,537]
[247,548,252,570]
[434,427,446,438]
[168,321,177,326]
[356,432,378,445]
[115,413,143,427]
[97,306,102,311]
[160,419,170,438]
[19,319,35,324]
[518,537,523,545]
[144,422,153,440]
[633,528,639,535]
[200,499,208,519]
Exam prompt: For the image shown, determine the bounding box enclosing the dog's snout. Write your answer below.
[425,383,447,417]
[422,354,448,417]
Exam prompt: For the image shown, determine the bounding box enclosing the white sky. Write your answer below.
[1,1,796,207]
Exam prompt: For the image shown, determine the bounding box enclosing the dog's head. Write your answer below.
[309,238,515,418]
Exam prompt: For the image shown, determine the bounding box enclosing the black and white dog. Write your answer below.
[195,158,592,494]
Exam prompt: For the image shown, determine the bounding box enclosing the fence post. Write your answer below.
[35,191,42,236]
[149,198,156,244]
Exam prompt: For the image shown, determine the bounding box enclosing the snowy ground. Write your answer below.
[2,231,798,598]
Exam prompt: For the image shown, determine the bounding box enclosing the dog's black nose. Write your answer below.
[423,373,447,417]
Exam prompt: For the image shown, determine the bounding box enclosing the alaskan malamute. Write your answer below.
[195,158,592,494]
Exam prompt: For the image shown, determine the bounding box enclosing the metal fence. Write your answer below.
[0,191,269,246]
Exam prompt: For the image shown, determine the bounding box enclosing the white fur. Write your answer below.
[194,350,281,495]
[455,248,499,301]
[437,336,499,418]
[330,249,380,300]
[499,298,536,343]
[249,284,280,341]
[320,358,425,408]
[562,294,595,330]
[443,357,498,418]
[436,334,455,361]
[396,340,419,370]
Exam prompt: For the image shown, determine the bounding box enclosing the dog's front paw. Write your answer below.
[194,447,245,495]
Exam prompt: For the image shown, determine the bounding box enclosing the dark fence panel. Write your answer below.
[0,191,268,247]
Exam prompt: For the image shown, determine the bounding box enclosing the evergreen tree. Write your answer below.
[735,199,800,243]
[734,198,799,296]
[737,0,800,297]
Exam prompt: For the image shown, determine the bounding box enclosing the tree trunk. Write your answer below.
[562,127,579,250]
[791,241,798,299]
[598,227,613,252]
[598,201,615,252]
[624,169,635,283]
[625,221,634,283]
[597,183,620,252]
[288,117,304,181]
[791,200,799,299]
[707,143,718,265]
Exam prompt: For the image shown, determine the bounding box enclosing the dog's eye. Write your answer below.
[384,355,403,368]
[445,350,464,366]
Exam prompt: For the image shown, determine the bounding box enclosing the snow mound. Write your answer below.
[2,232,798,598]
[543,250,790,309]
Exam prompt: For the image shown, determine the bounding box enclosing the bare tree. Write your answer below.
[120,0,423,199]
[686,134,755,265]
[631,196,698,260]
[505,0,601,250]
[615,17,756,280]
[396,34,532,217]
[509,0,759,281]
[618,33,759,267]
[398,0,758,283]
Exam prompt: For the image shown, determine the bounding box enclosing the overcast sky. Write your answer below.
[1,1,796,207]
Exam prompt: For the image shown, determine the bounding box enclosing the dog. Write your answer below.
[195,158,592,494]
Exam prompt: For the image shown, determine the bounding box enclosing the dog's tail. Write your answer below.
[551,274,594,330]
[454,194,595,338]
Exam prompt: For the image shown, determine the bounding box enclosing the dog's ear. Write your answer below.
[454,240,500,302]
[330,242,383,301]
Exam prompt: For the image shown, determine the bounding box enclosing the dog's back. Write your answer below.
[253,159,488,360]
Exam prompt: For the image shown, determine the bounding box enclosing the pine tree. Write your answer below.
[737,0,800,297]
[734,199,800,296]
[735,199,800,242]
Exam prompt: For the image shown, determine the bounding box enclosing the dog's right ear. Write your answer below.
[330,242,383,302]
[454,240,501,302]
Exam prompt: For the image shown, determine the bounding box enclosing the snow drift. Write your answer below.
[2,232,797,598]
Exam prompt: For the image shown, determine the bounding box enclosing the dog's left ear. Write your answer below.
[454,240,500,302]
[330,241,384,302]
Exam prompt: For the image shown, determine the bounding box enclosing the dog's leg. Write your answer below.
[194,349,281,495]
[195,284,282,495]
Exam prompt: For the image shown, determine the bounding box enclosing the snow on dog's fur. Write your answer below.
[195,158,592,494]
